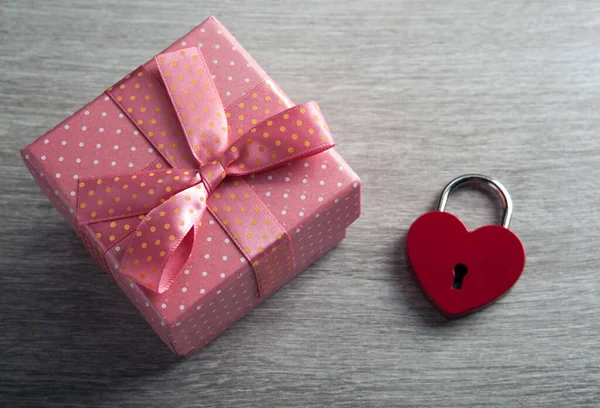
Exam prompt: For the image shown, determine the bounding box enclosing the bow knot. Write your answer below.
[80,46,335,295]
[198,160,227,194]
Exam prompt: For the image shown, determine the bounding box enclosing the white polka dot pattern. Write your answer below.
[20,16,362,355]
[107,68,196,169]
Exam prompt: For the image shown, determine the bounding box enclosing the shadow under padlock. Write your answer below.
[406,174,527,318]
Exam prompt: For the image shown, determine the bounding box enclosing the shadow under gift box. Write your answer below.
[20,16,361,356]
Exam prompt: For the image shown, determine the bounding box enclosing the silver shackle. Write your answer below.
[437,174,513,229]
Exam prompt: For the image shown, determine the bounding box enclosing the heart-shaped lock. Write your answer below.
[406,174,526,318]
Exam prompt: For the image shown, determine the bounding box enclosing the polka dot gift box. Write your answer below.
[20,16,361,356]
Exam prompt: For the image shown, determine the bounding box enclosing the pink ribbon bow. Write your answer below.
[76,47,335,295]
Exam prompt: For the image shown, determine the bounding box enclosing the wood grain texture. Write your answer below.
[1,0,599,406]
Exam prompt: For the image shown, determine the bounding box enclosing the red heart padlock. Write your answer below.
[407,175,526,318]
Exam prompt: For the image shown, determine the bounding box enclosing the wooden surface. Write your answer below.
[1,1,599,406]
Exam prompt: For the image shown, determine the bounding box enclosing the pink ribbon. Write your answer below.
[76,47,334,295]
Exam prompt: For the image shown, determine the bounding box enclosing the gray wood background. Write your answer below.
[1,0,599,407]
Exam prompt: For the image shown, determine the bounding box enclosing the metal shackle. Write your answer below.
[437,174,513,229]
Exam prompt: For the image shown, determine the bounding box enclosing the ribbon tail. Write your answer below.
[118,182,209,293]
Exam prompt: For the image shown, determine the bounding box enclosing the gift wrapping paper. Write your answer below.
[20,16,361,355]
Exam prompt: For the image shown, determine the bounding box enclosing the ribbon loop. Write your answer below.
[118,182,208,293]
[221,102,334,176]
[156,48,228,166]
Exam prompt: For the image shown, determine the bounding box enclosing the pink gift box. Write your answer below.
[20,16,361,356]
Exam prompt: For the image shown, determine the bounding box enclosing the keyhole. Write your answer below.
[452,263,468,290]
